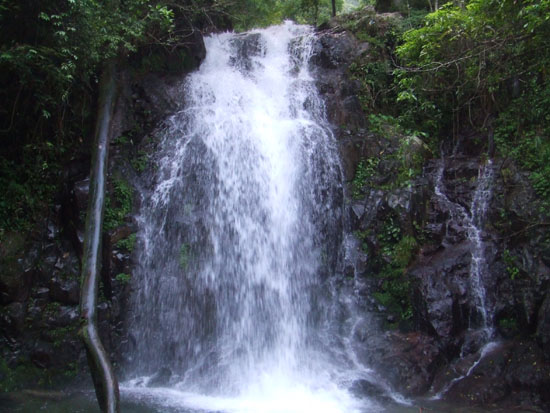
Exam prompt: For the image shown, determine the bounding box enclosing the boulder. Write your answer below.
[49,277,80,305]
[536,292,550,358]
[409,242,472,341]
[445,340,550,410]
[0,232,34,304]
[367,331,443,396]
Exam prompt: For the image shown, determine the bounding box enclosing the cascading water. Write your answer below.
[468,159,495,337]
[123,22,384,413]
[431,157,497,398]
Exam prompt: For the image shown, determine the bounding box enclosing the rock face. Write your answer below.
[310,11,550,411]
[311,28,370,181]
[0,223,86,385]
[0,29,207,391]
[2,10,549,412]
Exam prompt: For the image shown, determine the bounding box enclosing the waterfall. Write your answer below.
[122,22,382,413]
[431,157,496,398]
[433,159,495,336]
[468,159,495,337]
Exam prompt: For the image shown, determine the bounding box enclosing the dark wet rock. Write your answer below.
[230,32,265,72]
[73,178,90,213]
[55,306,80,326]
[0,232,34,304]
[310,29,368,153]
[30,341,55,369]
[310,30,358,69]
[536,292,550,358]
[111,30,206,145]
[0,14,209,394]
[148,367,172,387]
[34,287,50,300]
[409,242,472,341]
[49,277,80,305]
[97,301,111,323]
[108,225,134,246]
[445,340,550,410]
[337,129,372,181]
[0,302,27,339]
[366,332,443,397]
[6,302,26,333]
[350,378,394,403]
[60,177,90,255]
[312,14,550,409]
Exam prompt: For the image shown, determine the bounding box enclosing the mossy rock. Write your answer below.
[0,232,32,304]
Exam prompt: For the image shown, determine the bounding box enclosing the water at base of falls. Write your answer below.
[124,22,392,413]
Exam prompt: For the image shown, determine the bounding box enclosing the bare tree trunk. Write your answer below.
[79,61,120,413]
[331,0,336,17]
[427,0,434,12]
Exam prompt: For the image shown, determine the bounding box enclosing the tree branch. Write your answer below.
[79,61,120,413]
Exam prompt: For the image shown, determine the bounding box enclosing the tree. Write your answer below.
[79,62,119,413]
[395,0,550,204]
[396,0,550,136]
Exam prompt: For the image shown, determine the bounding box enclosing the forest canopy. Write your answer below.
[1,0,549,235]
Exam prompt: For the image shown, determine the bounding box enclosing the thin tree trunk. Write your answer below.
[331,0,336,17]
[79,61,119,413]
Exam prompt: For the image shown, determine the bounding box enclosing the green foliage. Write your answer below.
[352,157,379,198]
[493,79,550,208]
[115,272,132,283]
[232,0,343,29]
[396,0,550,137]
[63,361,80,378]
[104,178,133,232]
[0,0,176,131]
[502,249,520,280]
[131,150,149,173]
[113,134,131,146]
[45,301,61,316]
[354,229,371,254]
[374,230,417,324]
[498,316,518,336]
[179,243,191,269]
[0,0,232,235]
[393,235,418,268]
[395,132,429,186]
[353,60,393,110]
[0,154,57,233]
[390,0,550,212]
[0,357,49,392]
[47,326,76,348]
[115,233,137,252]
[356,215,418,324]
[351,115,430,197]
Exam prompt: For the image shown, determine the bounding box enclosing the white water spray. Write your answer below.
[124,22,384,413]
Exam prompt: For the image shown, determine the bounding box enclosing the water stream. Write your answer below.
[124,22,383,413]
[431,157,496,398]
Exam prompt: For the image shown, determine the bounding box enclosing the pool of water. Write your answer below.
[0,388,518,413]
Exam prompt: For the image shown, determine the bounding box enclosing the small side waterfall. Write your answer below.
[431,157,496,398]
[434,159,495,336]
[468,159,495,337]
[123,22,382,413]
